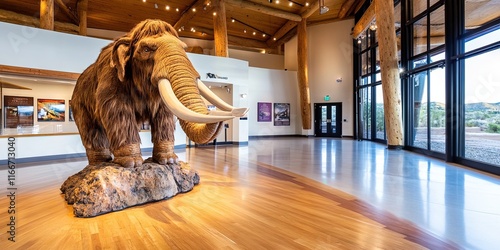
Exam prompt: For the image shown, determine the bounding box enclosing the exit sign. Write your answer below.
[324,95,330,101]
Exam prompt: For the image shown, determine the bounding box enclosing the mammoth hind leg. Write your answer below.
[74,115,112,165]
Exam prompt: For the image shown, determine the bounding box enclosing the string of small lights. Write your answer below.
[139,0,310,38]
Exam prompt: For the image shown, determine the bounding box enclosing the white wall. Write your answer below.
[247,67,300,136]
[284,19,355,136]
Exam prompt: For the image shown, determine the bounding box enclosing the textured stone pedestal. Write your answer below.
[60,158,200,217]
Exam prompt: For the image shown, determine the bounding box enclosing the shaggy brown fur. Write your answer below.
[71,19,221,168]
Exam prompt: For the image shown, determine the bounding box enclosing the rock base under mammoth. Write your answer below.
[60,158,200,217]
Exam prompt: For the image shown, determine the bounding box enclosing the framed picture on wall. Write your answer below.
[37,99,65,122]
[274,103,290,126]
[68,100,74,121]
[4,96,34,128]
[257,102,272,122]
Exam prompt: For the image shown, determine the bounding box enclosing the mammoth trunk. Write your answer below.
[157,60,224,144]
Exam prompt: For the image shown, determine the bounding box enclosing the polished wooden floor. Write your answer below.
[1,137,499,249]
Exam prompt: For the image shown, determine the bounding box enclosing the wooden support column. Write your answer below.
[374,0,403,148]
[78,0,88,36]
[213,0,228,57]
[40,0,54,30]
[297,19,311,130]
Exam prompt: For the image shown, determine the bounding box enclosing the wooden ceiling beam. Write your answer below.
[266,20,298,47]
[0,9,79,34]
[338,0,357,19]
[266,0,318,48]
[352,0,375,39]
[225,0,302,22]
[55,0,78,24]
[174,0,207,31]
[273,25,297,48]
[0,64,80,81]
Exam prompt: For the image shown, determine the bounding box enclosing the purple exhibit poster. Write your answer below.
[257,102,272,122]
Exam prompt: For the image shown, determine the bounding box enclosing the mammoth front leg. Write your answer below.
[100,99,143,168]
[151,105,178,164]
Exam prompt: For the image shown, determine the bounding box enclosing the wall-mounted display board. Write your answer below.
[4,95,34,128]
[258,102,272,122]
[37,99,65,122]
[274,103,290,126]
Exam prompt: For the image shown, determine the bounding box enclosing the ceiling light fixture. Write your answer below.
[319,0,329,14]
[154,3,158,9]
[288,0,304,7]
[166,5,170,10]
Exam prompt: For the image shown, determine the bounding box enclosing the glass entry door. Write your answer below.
[314,103,342,137]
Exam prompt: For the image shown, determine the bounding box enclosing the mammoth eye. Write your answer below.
[143,47,151,52]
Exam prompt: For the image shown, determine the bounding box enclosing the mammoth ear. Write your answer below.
[110,37,132,82]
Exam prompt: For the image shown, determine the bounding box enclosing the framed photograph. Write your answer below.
[68,100,74,121]
[4,96,34,128]
[274,103,290,126]
[257,102,272,122]
[37,99,65,122]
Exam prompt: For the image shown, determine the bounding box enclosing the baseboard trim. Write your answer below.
[388,145,404,150]
[186,141,249,148]
[249,134,305,139]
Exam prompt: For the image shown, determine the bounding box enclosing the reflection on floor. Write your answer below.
[246,137,500,250]
[1,137,499,249]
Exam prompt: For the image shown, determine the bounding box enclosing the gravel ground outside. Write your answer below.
[412,127,500,166]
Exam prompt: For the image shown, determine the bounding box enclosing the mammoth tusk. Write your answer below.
[197,79,249,117]
[158,79,235,123]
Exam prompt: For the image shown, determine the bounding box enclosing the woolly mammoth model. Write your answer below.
[72,19,248,168]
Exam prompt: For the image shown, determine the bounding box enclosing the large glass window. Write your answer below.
[360,87,372,139]
[375,84,386,140]
[463,46,500,166]
[429,66,446,153]
[355,0,500,174]
[356,27,386,142]
[406,0,446,155]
